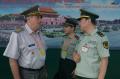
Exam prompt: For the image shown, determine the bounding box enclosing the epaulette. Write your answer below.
[63,35,68,38]
[15,27,24,33]
[75,35,79,40]
[97,31,104,37]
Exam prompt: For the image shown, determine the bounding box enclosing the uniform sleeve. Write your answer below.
[96,36,110,58]
[3,32,20,59]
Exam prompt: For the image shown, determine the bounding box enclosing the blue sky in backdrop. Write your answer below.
[0,0,120,20]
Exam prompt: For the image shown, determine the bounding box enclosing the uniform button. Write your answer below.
[32,52,34,55]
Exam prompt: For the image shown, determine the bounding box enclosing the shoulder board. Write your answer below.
[63,35,68,38]
[97,31,104,37]
[75,35,79,40]
[15,27,24,33]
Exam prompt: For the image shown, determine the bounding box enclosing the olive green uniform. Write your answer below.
[54,35,79,79]
[75,29,110,79]
[61,35,79,60]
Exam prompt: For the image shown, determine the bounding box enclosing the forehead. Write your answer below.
[28,15,42,19]
[79,18,89,22]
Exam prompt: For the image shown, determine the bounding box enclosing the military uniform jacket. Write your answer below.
[61,35,79,60]
[3,24,47,69]
[75,29,110,78]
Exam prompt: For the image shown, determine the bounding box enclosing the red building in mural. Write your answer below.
[39,7,65,26]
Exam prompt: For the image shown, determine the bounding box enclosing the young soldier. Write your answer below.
[75,9,110,79]
[54,18,80,79]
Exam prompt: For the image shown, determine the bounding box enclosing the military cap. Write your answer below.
[21,5,42,17]
[77,9,99,20]
[64,18,78,27]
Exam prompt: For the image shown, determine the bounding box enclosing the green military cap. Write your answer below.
[64,18,78,27]
[21,5,42,17]
[77,9,99,20]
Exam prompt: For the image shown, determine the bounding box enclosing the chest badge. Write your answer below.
[32,52,35,55]
[103,41,109,49]
[81,44,89,52]
[39,49,46,56]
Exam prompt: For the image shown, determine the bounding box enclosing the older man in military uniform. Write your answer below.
[74,9,110,79]
[3,5,47,79]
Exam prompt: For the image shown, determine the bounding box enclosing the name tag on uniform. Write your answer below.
[82,46,88,52]
[28,44,35,47]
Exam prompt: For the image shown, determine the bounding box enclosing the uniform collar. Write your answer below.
[25,24,40,34]
[66,34,78,40]
[84,29,98,36]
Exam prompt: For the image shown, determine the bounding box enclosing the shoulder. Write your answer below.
[96,31,108,39]
[14,27,24,33]
[96,31,109,43]
[10,27,25,39]
[95,31,108,43]
[95,31,109,49]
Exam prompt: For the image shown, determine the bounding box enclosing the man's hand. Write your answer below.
[73,52,80,63]
[98,57,108,79]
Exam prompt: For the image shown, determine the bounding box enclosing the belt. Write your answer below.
[75,75,94,79]
[19,66,44,71]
